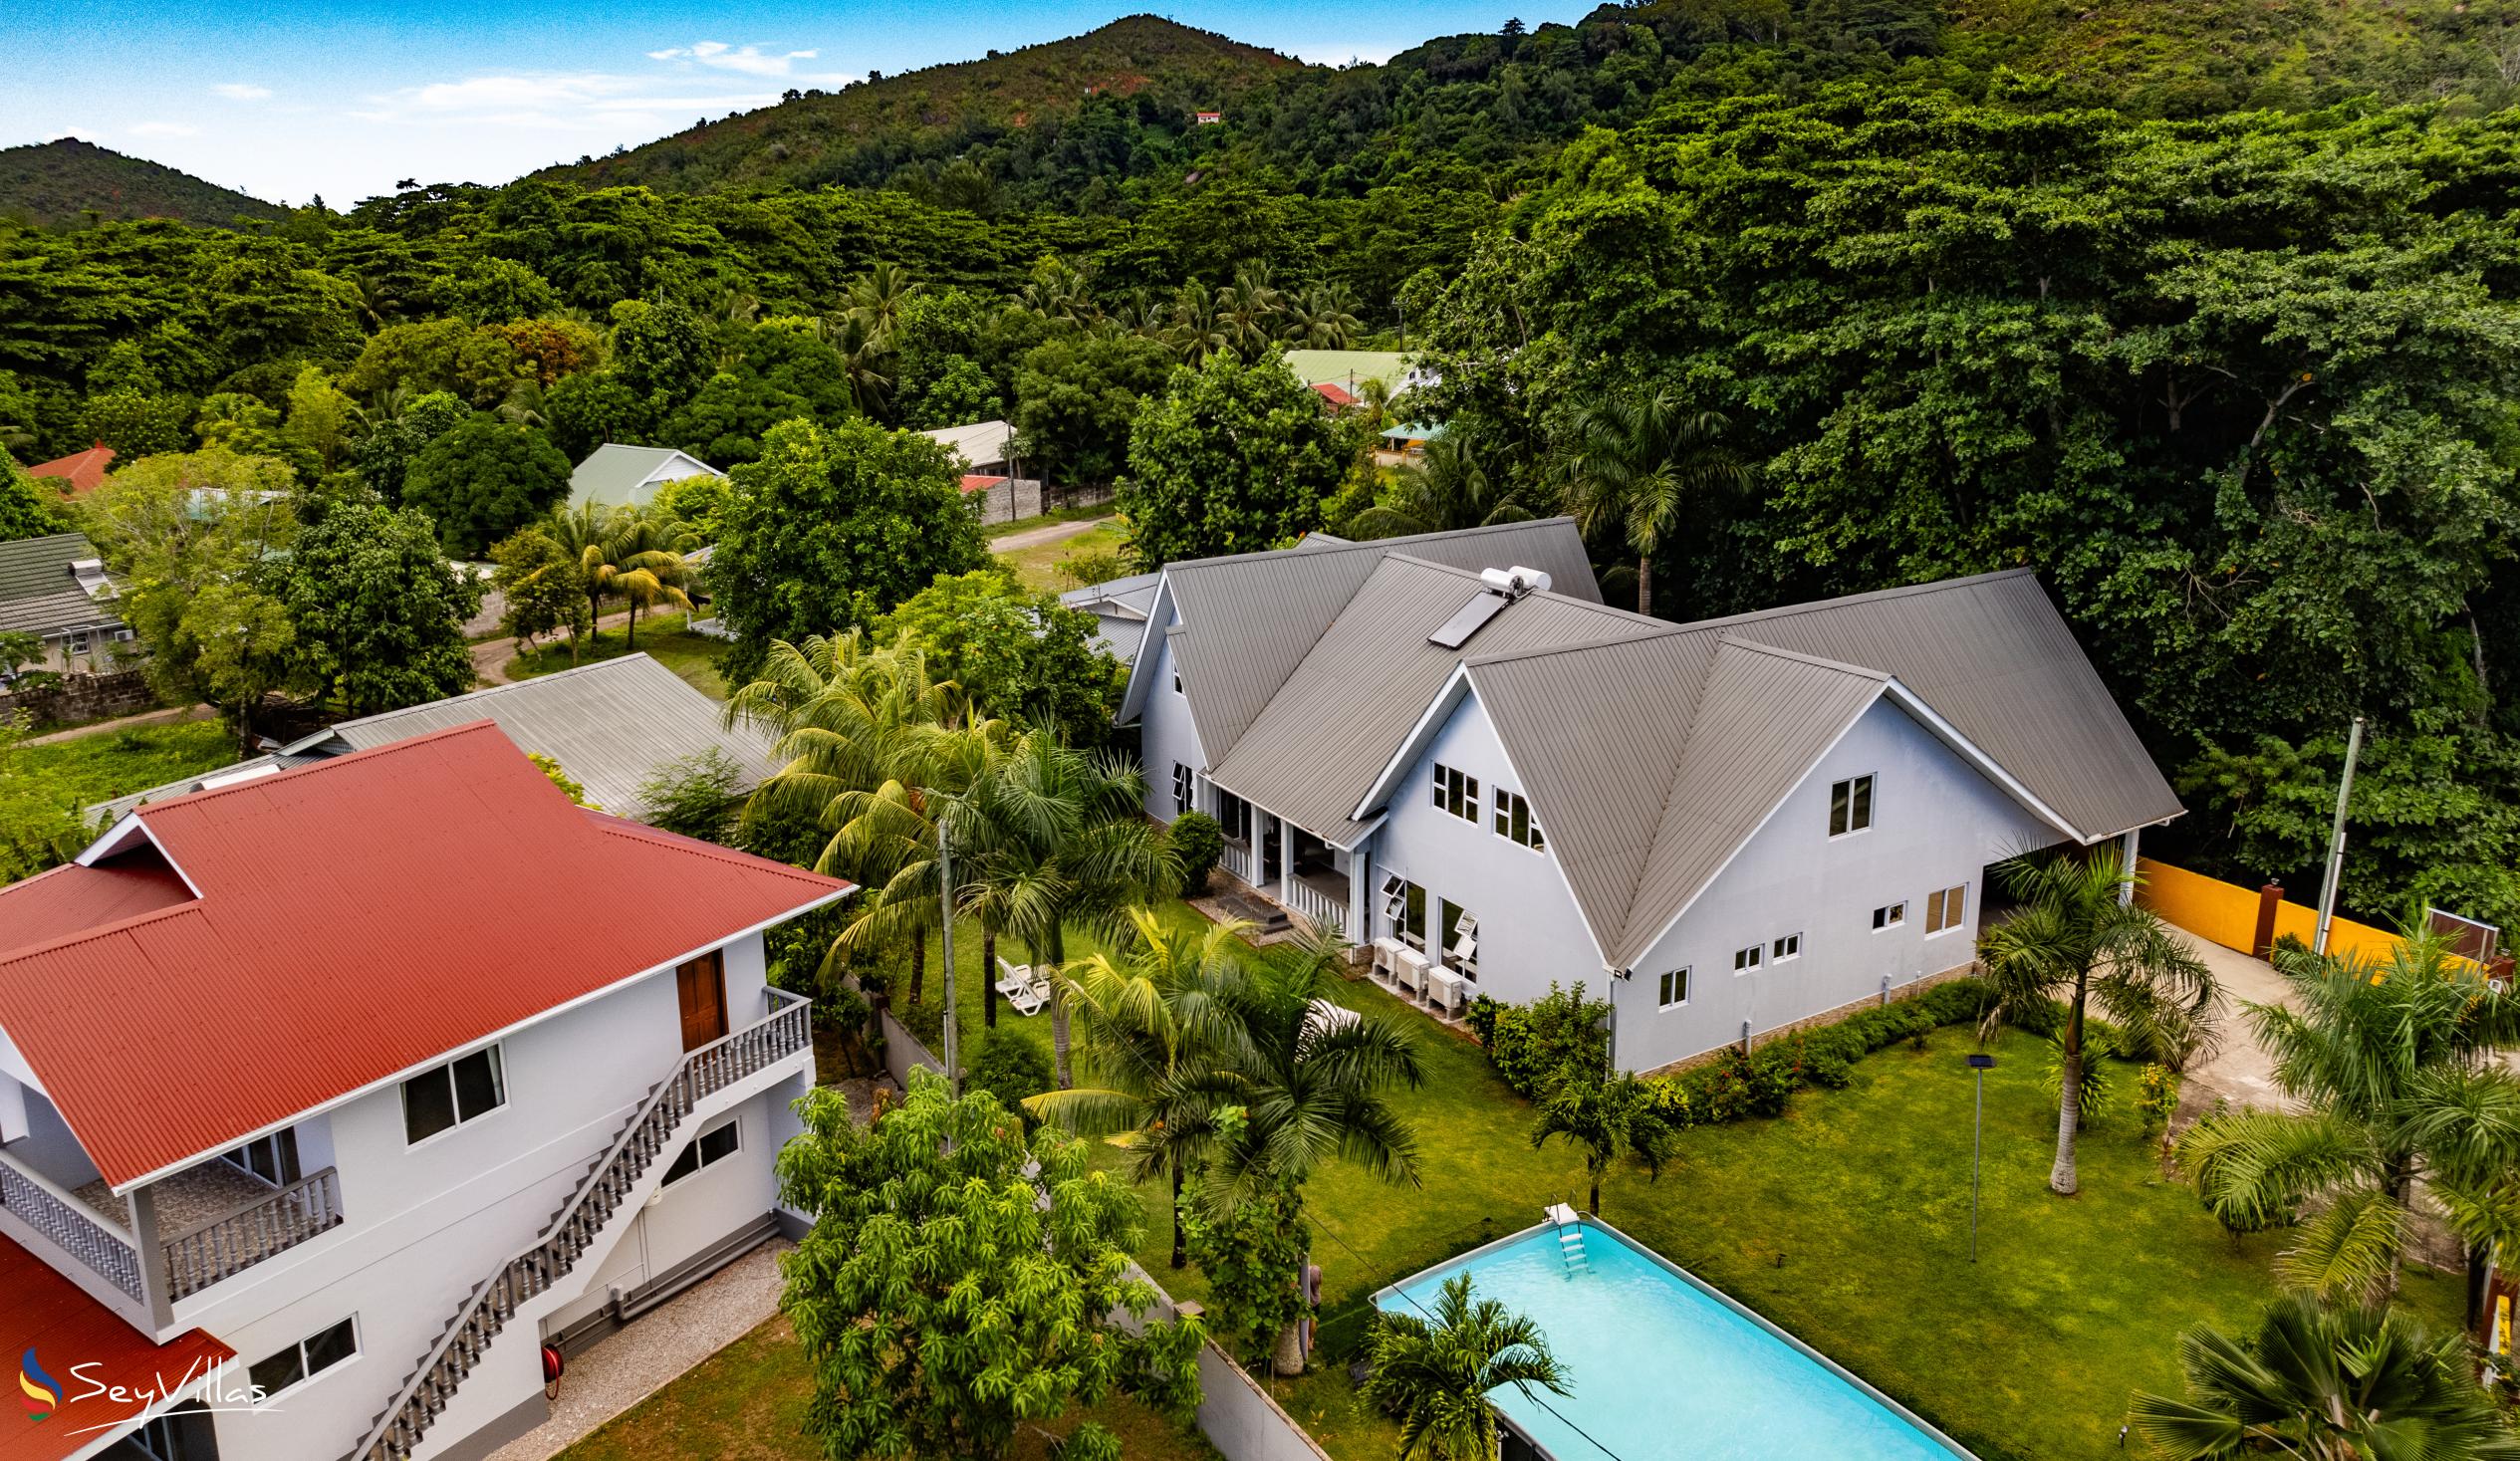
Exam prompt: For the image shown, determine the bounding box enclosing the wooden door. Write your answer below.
[676,950,728,1052]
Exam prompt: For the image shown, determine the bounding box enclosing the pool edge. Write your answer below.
[1368,1214,1982,1461]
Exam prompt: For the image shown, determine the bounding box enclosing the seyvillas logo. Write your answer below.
[19,1348,60,1422]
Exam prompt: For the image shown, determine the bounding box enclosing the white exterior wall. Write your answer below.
[1136,618,1206,826]
[174,932,789,1461]
[1615,698,2062,1074]
[1366,691,1599,1006]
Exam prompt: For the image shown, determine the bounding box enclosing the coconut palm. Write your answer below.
[845,262,918,344]
[1981,849,2217,1197]
[585,504,697,648]
[1530,1064,1674,1217]
[1364,1274,1571,1461]
[1032,906,1254,1267]
[1555,390,1745,618]
[2177,932,2520,1309]
[815,311,893,419]
[1347,437,1533,540]
[827,725,1007,1016]
[1280,282,1365,349]
[2128,1292,2520,1460]
[955,731,1179,1087]
[548,501,621,654]
[1214,263,1285,356]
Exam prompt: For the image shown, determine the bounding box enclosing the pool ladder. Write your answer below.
[1547,1202,1589,1274]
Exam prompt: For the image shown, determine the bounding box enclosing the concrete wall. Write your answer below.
[1121,1265,1336,1461]
[179,932,791,1461]
[1368,688,1599,1006]
[1618,698,2059,1073]
[880,1008,944,1090]
[966,476,1047,525]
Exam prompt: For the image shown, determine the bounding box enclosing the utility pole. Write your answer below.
[2313,715,2366,956]
[1966,1053,1995,1262]
[938,814,959,1097]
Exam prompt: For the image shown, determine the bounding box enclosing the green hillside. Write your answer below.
[542,14,1302,195]
[0,137,287,230]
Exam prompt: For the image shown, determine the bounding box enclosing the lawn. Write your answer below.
[12,718,238,808]
[898,929,2459,1461]
[504,613,728,700]
[995,518,1129,592]
[983,500,1116,541]
[553,1312,1216,1461]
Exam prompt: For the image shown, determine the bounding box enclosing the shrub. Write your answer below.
[1635,976,2000,1131]
[968,1031,1054,1126]
[637,747,745,843]
[1167,810,1224,894]
[1486,982,1610,1096]
[1464,993,1506,1047]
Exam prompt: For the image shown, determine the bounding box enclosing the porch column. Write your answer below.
[2118,828,2141,907]
[1347,847,1371,945]
[128,1182,174,1332]
[1277,814,1294,896]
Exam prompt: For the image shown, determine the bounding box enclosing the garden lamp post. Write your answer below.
[1966,1053,1996,1261]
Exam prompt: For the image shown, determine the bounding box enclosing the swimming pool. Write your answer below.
[1373,1217,1972,1461]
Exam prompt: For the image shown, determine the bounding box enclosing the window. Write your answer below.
[662,1118,741,1187]
[1926,883,1968,935]
[1171,762,1194,816]
[1734,944,1763,974]
[1492,789,1545,852]
[249,1317,357,1400]
[402,1047,504,1144]
[1829,774,1875,837]
[1771,932,1802,962]
[1873,901,1906,931]
[1445,902,1478,976]
[1431,763,1479,823]
[1172,664,1183,695]
[223,1128,302,1187]
[132,1404,212,1461]
[1219,793,1250,843]
[1381,874,1427,949]
[1657,967,1690,1009]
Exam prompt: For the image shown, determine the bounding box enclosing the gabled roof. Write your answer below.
[0,531,118,638]
[1311,381,1358,408]
[21,443,115,497]
[569,444,721,511]
[0,723,850,1190]
[1060,570,1161,622]
[1128,518,1599,760]
[0,1233,231,1461]
[919,419,1014,469]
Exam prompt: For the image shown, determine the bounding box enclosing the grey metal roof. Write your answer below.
[1058,571,1160,620]
[0,533,118,637]
[569,445,721,512]
[287,654,775,820]
[1154,518,1600,762]
[917,420,1014,469]
[86,754,306,826]
[1206,555,1662,845]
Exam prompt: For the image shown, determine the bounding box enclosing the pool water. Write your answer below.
[1376,1221,1968,1461]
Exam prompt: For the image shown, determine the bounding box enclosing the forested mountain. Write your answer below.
[0,138,287,230]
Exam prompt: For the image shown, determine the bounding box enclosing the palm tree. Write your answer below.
[1033,906,1253,1268]
[2128,1293,2520,1460]
[956,731,1179,1087]
[548,501,621,656]
[1163,282,1229,364]
[583,505,697,649]
[1530,1064,1673,1217]
[1555,390,1745,618]
[1363,1274,1572,1461]
[1347,437,1533,540]
[1214,263,1285,357]
[1981,849,2216,1197]
[1280,282,1365,349]
[827,725,1005,1017]
[2177,932,2520,1310]
[815,311,893,419]
[846,262,918,344]
[1018,257,1099,327]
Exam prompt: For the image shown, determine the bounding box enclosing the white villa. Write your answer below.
[1122,520,2183,1074]
[0,722,849,1461]
[567,444,724,513]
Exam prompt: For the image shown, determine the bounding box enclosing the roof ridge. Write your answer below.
[1164,516,1584,576]
[139,720,508,815]
[1671,567,2041,635]
[1461,623,1697,670]
[320,655,657,731]
[1376,553,1670,631]
[1712,634,1891,680]
[587,811,855,888]
[0,898,205,973]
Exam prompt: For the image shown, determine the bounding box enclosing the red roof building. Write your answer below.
[1311,380,1359,411]
[961,472,1009,494]
[21,443,115,498]
[0,721,851,1190]
[0,1234,233,1461]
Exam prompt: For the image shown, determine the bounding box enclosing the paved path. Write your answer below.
[22,702,214,745]
[2167,925,2301,1124]
[990,514,1115,554]
[485,1239,791,1461]
[469,609,647,687]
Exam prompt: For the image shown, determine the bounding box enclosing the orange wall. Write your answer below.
[2135,856,2414,966]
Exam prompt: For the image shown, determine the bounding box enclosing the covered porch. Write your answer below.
[1207,785,1359,942]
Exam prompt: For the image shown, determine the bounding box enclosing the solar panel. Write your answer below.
[1428,590,1510,648]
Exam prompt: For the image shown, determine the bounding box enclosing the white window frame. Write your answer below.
[1925,882,1968,937]
[401,1045,506,1147]
[1873,901,1906,931]
[249,1315,360,1403]
[1829,774,1876,839]
[1491,788,1545,852]
[1734,944,1762,974]
[1771,932,1802,963]
[1431,763,1479,824]
[1172,663,1183,695]
[661,1115,742,1188]
[1171,762,1194,817]
[1657,967,1690,1009]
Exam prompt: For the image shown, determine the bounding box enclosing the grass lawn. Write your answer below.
[13,718,238,807]
[995,519,1129,592]
[984,501,1117,541]
[505,613,728,700]
[554,1312,1216,1461]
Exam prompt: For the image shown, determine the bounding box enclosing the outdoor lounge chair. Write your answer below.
[995,955,1053,1017]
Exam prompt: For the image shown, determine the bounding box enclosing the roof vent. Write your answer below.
[1429,567,1552,649]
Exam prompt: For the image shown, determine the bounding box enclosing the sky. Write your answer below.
[5,0,1596,208]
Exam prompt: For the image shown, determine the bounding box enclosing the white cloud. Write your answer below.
[647,41,826,78]
[212,83,273,101]
[355,68,788,134]
[126,122,200,138]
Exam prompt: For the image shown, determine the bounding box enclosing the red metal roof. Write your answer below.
[20,444,114,498]
[0,722,851,1189]
[0,1233,232,1461]
[1310,381,1358,408]
[960,473,1008,493]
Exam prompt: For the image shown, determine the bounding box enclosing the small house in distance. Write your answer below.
[918,419,1046,523]
[0,530,128,671]
[23,442,116,499]
[570,444,724,513]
